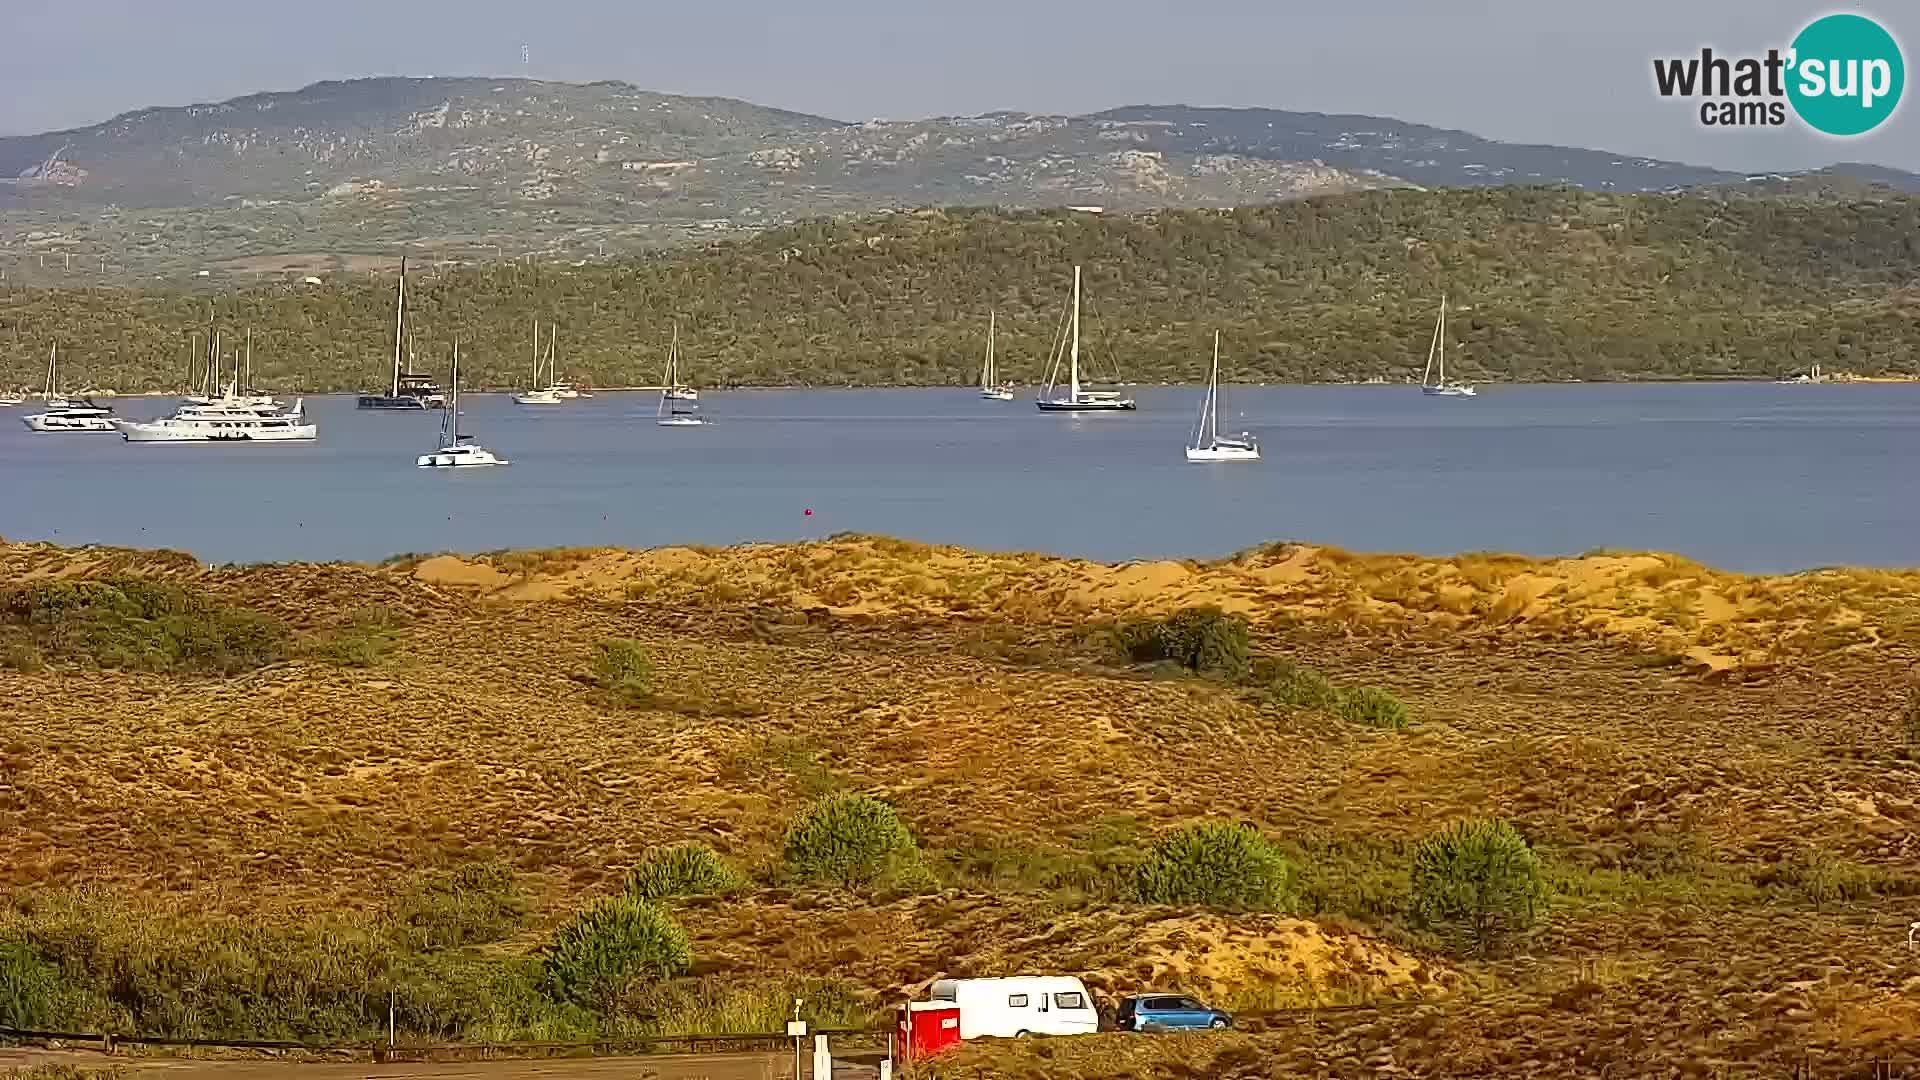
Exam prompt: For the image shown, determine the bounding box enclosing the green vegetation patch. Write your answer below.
[0,578,286,675]
[1134,821,1298,912]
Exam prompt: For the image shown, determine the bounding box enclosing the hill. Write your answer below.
[3,78,1917,285]
[1,534,1916,1073]
[2,187,1918,392]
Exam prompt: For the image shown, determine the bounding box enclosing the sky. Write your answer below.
[4,0,1915,173]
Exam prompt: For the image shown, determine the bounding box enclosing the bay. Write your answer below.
[3,382,1914,572]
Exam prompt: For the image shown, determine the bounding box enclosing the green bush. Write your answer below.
[1134,822,1297,912]
[1774,847,1881,909]
[782,793,920,888]
[1411,819,1545,955]
[0,939,59,1028]
[0,579,286,675]
[592,639,653,702]
[1259,660,1339,709]
[624,844,745,901]
[308,607,405,669]
[387,862,527,951]
[1112,607,1250,679]
[541,895,691,1013]
[1337,686,1412,729]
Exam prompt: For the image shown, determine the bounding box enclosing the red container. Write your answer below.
[897,1001,963,1061]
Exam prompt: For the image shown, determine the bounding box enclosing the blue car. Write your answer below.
[1114,994,1233,1032]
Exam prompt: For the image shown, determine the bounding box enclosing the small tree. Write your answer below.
[1410,819,1545,955]
[1134,821,1296,912]
[1113,607,1250,679]
[592,639,653,702]
[541,894,691,1013]
[782,793,919,888]
[625,843,745,901]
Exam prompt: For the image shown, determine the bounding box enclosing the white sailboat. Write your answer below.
[418,342,509,467]
[979,311,1014,400]
[1778,362,1828,384]
[657,323,707,426]
[1037,265,1135,411]
[22,344,116,433]
[514,320,565,405]
[1186,332,1260,462]
[1421,294,1477,397]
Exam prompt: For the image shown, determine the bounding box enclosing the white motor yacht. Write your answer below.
[115,384,314,442]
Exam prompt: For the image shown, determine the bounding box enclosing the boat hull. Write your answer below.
[117,422,317,442]
[513,392,564,405]
[657,417,707,427]
[980,389,1015,401]
[1186,446,1261,462]
[24,414,117,432]
[1036,398,1136,412]
[358,395,430,410]
[417,451,508,467]
[665,389,699,401]
[1422,386,1477,397]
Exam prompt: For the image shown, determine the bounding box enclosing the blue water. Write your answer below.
[3,383,1915,572]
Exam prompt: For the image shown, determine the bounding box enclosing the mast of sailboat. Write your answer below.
[212,330,222,396]
[1422,297,1442,387]
[244,328,252,392]
[547,324,557,385]
[984,311,996,390]
[1438,293,1447,384]
[45,342,56,402]
[391,257,407,398]
[450,340,461,441]
[1207,330,1220,445]
[1069,266,1081,402]
[530,318,540,388]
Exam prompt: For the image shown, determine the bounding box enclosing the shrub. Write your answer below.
[1774,847,1880,909]
[308,607,405,669]
[0,579,286,675]
[0,939,59,1028]
[1259,660,1339,709]
[1411,819,1545,955]
[541,895,691,1013]
[387,862,527,951]
[1112,606,1250,679]
[1134,822,1297,912]
[592,639,653,702]
[1337,686,1411,729]
[624,844,745,901]
[782,793,920,888]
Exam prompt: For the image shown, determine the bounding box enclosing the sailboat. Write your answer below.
[22,344,116,432]
[514,321,565,405]
[979,311,1014,400]
[1186,332,1260,462]
[1777,362,1828,384]
[359,258,445,410]
[1420,294,1477,397]
[417,342,509,467]
[657,323,707,426]
[1037,266,1135,411]
[185,330,277,408]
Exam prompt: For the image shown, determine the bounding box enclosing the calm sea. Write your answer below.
[3,383,1915,572]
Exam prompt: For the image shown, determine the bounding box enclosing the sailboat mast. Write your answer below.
[1209,331,1221,443]
[1069,265,1082,401]
[531,318,540,387]
[391,258,407,397]
[451,341,460,440]
[212,330,222,394]
[47,343,56,401]
[244,328,252,390]
[1438,293,1447,383]
[985,310,996,389]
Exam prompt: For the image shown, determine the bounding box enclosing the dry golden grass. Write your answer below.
[3,536,1919,1071]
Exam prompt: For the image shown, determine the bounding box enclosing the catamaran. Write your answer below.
[22,344,116,433]
[1186,331,1260,462]
[1421,294,1477,397]
[979,311,1014,400]
[1036,265,1135,411]
[656,323,707,426]
[418,342,509,467]
[116,383,313,443]
[359,258,446,410]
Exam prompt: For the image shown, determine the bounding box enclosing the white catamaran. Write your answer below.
[1036,265,1135,412]
[1186,331,1260,462]
[979,311,1014,400]
[1421,293,1477,397]
[22,344,116,433]
[418,342,509,467]
[657,323,707,426]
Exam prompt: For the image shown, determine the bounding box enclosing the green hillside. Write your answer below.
[2,186,1916,392]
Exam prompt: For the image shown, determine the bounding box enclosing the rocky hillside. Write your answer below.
[3,78,1916,286]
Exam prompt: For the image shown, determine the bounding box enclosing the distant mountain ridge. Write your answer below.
[1,77,1915,285]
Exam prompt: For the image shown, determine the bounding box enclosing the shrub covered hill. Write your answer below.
[2,534,1919,1073]
[2,185,1917,392]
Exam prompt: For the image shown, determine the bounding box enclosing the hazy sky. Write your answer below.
[6,0,1915,172]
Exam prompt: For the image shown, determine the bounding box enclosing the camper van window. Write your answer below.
[1053,992,1087,1009]
[1007,994,1029,1008]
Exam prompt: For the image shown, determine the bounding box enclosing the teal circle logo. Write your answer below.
[1787,13,1905,136]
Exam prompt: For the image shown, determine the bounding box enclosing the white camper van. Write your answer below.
[928,976,1101,1039]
